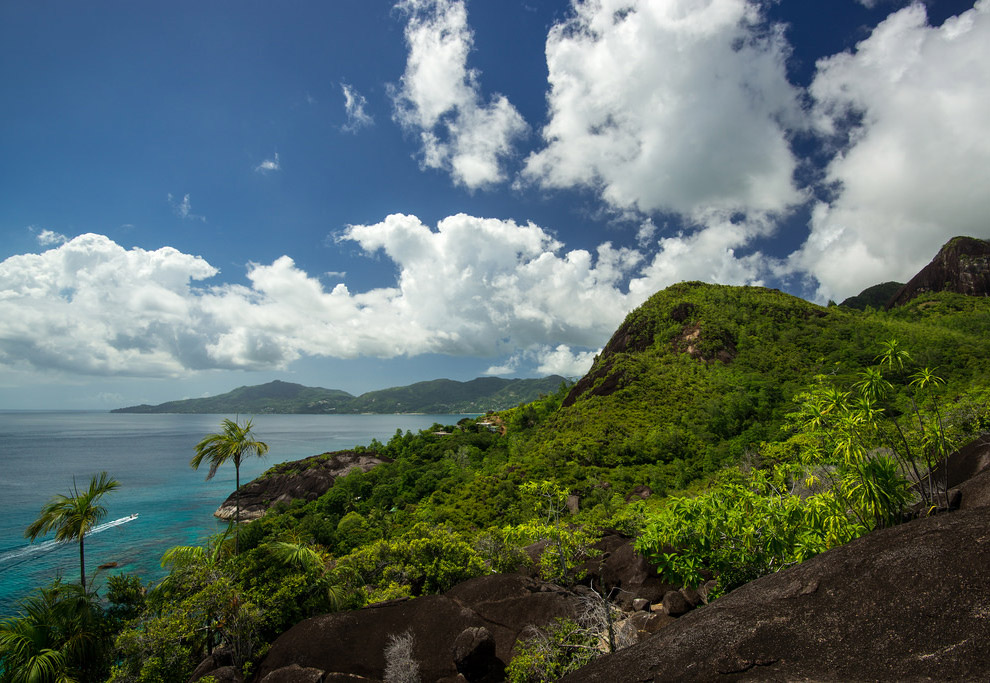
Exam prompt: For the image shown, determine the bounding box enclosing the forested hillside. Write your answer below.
[114,375,569,414]
[6,281,990,681]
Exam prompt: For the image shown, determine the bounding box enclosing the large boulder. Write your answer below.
[214,451,390,521]
[255,574,585,681]
[577,532,678,610]
[564,505,990,681]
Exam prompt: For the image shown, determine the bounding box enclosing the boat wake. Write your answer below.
[0,514,138,572]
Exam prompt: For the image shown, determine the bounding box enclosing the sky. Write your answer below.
[1,0,988,410]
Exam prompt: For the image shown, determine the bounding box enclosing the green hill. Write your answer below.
[112,376,569,414]
[349,376,568,414]
[45,279,990,680]
[511,283,990,488]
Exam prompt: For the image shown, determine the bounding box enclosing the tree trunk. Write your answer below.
[235,464,240,555]
[80,535,86,591]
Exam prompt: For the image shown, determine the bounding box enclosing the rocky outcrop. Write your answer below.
[886,236,990,308]
[214,451,390,522]
[565,503,990,681]
[254,574,586,681]
[576,532,678,610]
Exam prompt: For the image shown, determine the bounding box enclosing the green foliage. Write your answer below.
[506,618,600,683]
[523,285,990,486]
[191,418,269,554]
[104,574,146,625]
[0,580,113,683]
[25,471,120,592]
[498,481,601,583]
[15,284,988,682]
[337,523,487,601]
[635,467,857,592]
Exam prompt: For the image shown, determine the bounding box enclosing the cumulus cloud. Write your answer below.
[629,216,774,298]
[792,1,990,301]
[533,344,599,377]
[523,0,804,220]
[168,193,206,222]
[255,152,281,173]
[391,0,528,189]
[485,344,599,378]
[341,83,374,132]
[0,219,643,378]
[0,234,219,376]
[33,228,67,246]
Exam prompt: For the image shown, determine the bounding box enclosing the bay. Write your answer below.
[0,411,468,615]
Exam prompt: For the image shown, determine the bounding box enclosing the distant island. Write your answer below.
[112,376,571,414]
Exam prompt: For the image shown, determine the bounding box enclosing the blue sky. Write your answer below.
[1,0,987,409]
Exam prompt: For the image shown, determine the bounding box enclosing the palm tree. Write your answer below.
[25,472,120,592]
[190,418,268,554]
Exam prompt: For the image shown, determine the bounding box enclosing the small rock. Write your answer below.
[613,618,640,649]
[680,587,702,607]
[632,598,650,611]
[566,494,580,514]
[662,590,692,617]
[625,485,652,502]
[644,612,675,633]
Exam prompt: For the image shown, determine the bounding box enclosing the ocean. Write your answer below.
[0,411,468,616]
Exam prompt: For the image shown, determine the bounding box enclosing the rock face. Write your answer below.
[214,451,390,522]
[577,532,678,610]
[886,235,990,308]
[255,574,586,681]
[564,503,990,681]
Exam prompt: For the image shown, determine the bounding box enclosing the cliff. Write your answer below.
[214,450,391,522]
[886,235,990,308]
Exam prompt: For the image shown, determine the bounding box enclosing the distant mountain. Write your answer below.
[112,376,569,414]
[886,236,990,308]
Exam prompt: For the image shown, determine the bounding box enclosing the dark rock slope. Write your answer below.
[254,574,586,682]
[214,451,390,521]
[565,503,990,681]
[886,235,990,308]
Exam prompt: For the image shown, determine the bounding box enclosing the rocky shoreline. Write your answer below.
[214,451,391,522]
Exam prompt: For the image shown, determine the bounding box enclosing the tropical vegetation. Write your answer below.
[24,472,120,592]
[3,282,989,681]
[191,418,270,554]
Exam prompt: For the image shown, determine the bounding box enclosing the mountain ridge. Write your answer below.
[112,375,570,415]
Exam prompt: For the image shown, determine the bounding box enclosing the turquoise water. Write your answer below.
[0,412,466,616]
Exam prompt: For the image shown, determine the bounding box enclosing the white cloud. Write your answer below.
[484,357,519,376]
[533,344,599,377]
[341,83,374,132]
[523,0,804,220]
[485,344,599,377]
[0,220,645,378]
[636,219,657,248]
[0,234,218,376]
[792,1,990,302]
[629,216,773,297]
[255,152,281,173]
[33,228,67,246]
[392,0,528,189]
[168,193,206,222]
